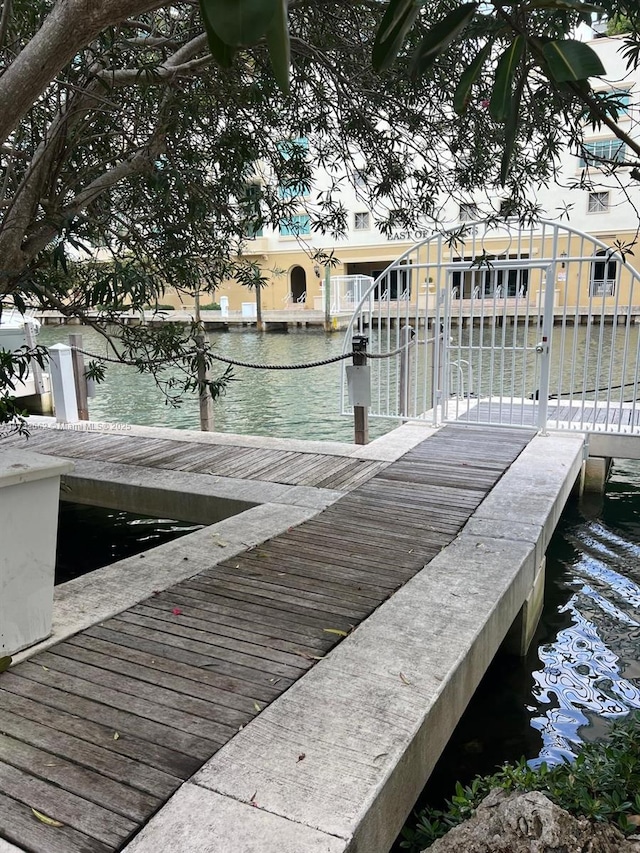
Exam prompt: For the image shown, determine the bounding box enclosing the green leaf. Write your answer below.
[410,3,478,80]
[31,809,64,828]
[453,42,492,115]
[199,0,278,47]
[0,656,12,674]
[500,73,525,185]
[200,2,237,67]
[490,37,524,122]
[373,0,423,72]
[266,0,290,94]
[542,39,606,82]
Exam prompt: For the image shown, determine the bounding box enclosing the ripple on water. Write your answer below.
[529,501,640,767]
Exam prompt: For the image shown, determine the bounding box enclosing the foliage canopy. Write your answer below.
[0,0,639,426]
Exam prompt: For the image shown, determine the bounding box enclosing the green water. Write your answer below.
[38,325,393,441]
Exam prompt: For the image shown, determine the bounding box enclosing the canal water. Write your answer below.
[40,325,640,797]
[37,325,391,441]
[55,502,203,585]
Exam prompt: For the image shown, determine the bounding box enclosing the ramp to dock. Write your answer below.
[0,424,584,853]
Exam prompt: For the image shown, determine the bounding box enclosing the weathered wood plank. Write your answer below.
[0,789,112,853]
[51,641,261,717]
[0,761,136,847]
[112,610,309,678]
[140,595,330,647]
[0,688,197,780]
[34,650,247,733]
[132,600,329,656]
[236,546,405,593]
[0,706,180,799]
[188,571,371,620]
[0,733,160,822]
[69,632,294,704]
[14,661,228,748]
[100,615,300,690]
[0,673,209,767]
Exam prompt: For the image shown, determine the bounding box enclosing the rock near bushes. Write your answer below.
[425,789,640,853]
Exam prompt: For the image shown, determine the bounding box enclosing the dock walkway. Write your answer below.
[0,422,580,853]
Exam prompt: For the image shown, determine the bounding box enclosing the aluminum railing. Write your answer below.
[340,220,640,435]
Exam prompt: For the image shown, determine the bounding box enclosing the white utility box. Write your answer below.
[0,450,73,655]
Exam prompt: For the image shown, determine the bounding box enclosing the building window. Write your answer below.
[278,182,309,200]
[590,250,617,296]
[280,214,311,237]
[354,169,368,188]
[579,139,626,168]
[588,191,609,214]
[242,184,263,238]
[277,137,309,160]
[596,88,632,117]
[459,203,478,222]
[354,212,370,231]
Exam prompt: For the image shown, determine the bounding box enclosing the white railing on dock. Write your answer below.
[316,275,374,313]
[341,220,640,436]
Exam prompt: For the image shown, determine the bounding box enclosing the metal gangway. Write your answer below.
[341,219,640,436]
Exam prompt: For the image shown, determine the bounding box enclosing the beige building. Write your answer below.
[172,34,640,317]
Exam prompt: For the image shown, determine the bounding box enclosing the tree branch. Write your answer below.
[97,55,212,86]
[0,0,12,51]
[96,32,211,86]
[21,119,169,261]
[492,1,640,163]
[0,0,166,146]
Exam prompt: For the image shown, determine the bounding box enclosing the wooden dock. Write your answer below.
[0,424,535,853]
[0,427,385,491]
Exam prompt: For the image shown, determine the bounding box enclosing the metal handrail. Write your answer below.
[339,218,640,435]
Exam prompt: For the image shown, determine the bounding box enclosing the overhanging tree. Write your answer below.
[1,0,639,427]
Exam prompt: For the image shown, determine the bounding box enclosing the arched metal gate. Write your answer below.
[341,220,640,435]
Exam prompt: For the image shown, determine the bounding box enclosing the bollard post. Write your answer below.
[324,266,332,331]
[351,335,369,445]
[195,331,214,432]
[48,344,79,423]
[68,333,89,420]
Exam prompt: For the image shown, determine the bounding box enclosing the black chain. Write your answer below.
[70,344,411,370]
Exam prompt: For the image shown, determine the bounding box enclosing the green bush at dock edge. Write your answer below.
[400,712,640,851]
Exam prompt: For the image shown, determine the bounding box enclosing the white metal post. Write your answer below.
[48,343,79,423]
[536,264,556,433]
[399,324,413,418]
[23,321,46,395]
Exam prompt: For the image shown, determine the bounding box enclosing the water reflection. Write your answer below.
[529,463,640,766]
[55,502,203,584]
[531,600,640,766]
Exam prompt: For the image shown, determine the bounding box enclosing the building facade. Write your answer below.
[173,34,640,316]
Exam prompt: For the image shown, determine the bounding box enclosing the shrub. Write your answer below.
[400,712,640,851]
[200,302,221,310]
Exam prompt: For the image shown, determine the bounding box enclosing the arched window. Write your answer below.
[590,250,617,296]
